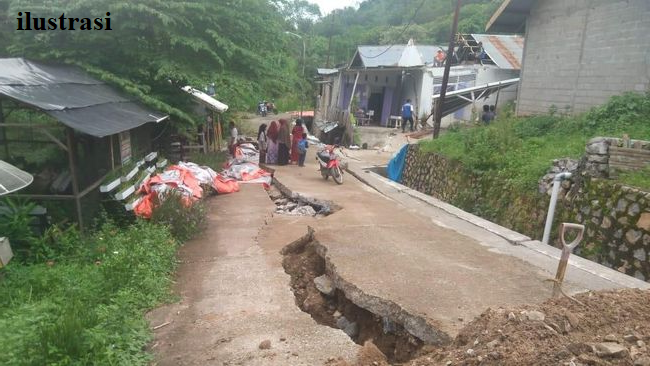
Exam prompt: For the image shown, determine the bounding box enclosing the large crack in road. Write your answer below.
[281,228,451,364]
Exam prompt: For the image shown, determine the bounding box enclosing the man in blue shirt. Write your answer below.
[401,99,414,133]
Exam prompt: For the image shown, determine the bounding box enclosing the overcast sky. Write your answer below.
[308,0,360,15]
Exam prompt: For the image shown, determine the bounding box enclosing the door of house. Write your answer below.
[368,92,383,123]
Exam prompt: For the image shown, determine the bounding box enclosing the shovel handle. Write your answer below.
[559,223,584,251]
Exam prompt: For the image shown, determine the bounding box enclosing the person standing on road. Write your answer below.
[228,121,238,156]
[401,99,414,133]
[297,133,308,167]
[277,119,291,165]
[290,119,304,164]
[266,120,279,164]
[257,123,267,164]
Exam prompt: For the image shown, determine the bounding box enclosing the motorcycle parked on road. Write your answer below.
[316,145,343,184]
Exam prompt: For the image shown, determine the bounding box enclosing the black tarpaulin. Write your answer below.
[0,58,168,137]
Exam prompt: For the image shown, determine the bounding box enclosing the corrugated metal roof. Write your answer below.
[471,34,524,70]
[432,78,520,116]
[317,68,339,75]
[353,43,445,68]
[0,58,168,138]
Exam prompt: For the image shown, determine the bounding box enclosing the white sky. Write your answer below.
[308,0,359,15]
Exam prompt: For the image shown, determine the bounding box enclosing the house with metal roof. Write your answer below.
[0,58,171,228]
[486,0,650,116]
[319,36,524,133]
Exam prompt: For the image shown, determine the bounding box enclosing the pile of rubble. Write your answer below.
[273,197,318,216]
[267,185,332,217]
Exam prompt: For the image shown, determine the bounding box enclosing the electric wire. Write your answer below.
[356,0,429,59]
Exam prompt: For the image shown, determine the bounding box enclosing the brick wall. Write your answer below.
[517,0,650,116]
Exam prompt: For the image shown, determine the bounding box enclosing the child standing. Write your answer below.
[297,133,308,167]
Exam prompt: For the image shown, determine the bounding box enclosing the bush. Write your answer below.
[420,91,650,190]
[0,221,178,365]
[0,198,38,262]
[150,191,206,242]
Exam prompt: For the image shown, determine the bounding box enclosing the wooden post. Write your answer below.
[210,111,216,152]
[433,0,461,138]
[0,100,9,158]
[216,114,222,151]
[66,128,83,230]
[345,72,360,145]
[109,134,115,169]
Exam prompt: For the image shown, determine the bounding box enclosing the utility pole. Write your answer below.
[433,0,461,138]
[325,13,334,68]
[285,31,305,119]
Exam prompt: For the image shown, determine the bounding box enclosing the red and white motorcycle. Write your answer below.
[316,145,343,185]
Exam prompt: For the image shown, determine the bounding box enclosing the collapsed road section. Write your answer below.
[268,181,340,217]
[281,228,451,363]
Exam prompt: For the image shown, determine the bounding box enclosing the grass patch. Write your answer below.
[617,166,650,191]
[0,193,208,364]
[0,222,179,365]
[420,92,650,190]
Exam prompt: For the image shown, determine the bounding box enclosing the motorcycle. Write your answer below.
[316,145,343,184]
[257,102,267,117]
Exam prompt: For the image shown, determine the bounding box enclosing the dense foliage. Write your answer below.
[305,0,501,68]
[0,0,313,122]
[0,0,499,122]
[0,189,208,364]
[0,222,178,365]
[419,92,650,190]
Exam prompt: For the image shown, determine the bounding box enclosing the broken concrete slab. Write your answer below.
[314,274,335,296]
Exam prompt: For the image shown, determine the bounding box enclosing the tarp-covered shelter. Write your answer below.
[181,86,228,153]
[0,58,169,228]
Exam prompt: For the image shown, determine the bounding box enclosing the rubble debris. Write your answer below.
[267,185,336,217]
[258,339,271,350]
[314,274,335,296]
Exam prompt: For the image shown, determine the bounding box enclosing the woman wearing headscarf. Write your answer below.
[277,119,291,165]
[257,123,267,164]
[266,121,279,164]
[290,119,304,164]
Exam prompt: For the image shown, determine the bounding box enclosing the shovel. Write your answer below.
[552,223,585,298]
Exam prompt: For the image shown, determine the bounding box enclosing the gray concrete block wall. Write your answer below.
[517,0,650,116]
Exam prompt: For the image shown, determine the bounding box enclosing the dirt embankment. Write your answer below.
[334,289,650,366]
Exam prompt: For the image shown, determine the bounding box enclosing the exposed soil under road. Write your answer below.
[281,233,424,364]
[332,288,650,366]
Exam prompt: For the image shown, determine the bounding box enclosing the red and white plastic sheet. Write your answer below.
[133,144,270,218]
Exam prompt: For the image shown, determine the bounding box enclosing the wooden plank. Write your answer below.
[10,194,75,200]
[609,147,650,157]
[610,163,648,170]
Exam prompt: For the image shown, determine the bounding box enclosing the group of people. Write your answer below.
[481,104,496,124]
[257,100,276,116]
[254,119,309,167]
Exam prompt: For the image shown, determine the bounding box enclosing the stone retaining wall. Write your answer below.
[401,145,650,281]
[586,137,650,178]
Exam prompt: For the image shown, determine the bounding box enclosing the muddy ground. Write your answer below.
[328,289,650,366]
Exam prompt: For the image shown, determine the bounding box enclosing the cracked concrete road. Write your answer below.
[147,184,359,366]
[147,115,646,365]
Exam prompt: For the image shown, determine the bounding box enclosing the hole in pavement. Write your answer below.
[267,184,339,217]
[281,233,424,363]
